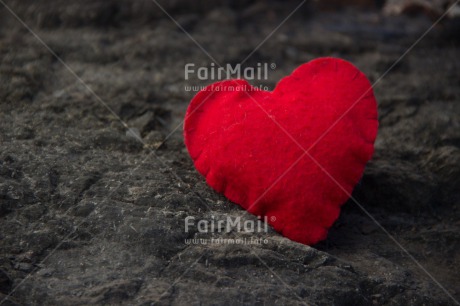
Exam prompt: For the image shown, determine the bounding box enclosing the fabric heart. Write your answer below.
[184,57,378,245]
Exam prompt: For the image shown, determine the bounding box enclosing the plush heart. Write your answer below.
[184,57,378,245]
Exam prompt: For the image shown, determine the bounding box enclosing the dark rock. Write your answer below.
[0,269,12,294]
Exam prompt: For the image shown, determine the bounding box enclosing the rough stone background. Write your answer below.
[0,0,459,305]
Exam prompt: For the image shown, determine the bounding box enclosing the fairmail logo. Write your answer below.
[184,215,269,233]
[184,62,276,81]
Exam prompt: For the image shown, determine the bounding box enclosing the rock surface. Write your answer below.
[0,1,459,305]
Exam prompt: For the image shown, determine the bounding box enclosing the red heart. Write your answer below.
[184,58,378,245]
